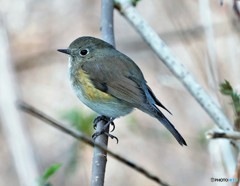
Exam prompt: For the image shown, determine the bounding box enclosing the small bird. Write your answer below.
[58,36,187,146]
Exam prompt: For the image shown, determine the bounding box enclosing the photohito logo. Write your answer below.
[210,177,238,183]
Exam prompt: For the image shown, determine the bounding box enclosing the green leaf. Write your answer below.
[38,164,61,186]
[219,80,233,95]
[42,164,62,181]
[219,80,240,116]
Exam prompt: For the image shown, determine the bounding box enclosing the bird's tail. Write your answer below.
[152,106,187,146]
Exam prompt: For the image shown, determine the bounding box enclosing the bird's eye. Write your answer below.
[79,49,89,56]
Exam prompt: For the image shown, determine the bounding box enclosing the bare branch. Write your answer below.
[91,0,116,186]
[101,0,115,46]
[18,101,170,186]
[207,130,240,140]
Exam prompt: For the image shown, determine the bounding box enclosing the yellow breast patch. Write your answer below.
[76,69,113,101]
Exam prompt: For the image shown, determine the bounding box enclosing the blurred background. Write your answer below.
[0,0,240,185]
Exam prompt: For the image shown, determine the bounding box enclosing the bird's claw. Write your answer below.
[92,131,118,144]
[92,115,118,143]
[105,132,118,143]
[93,115,109,129]
[110,122,115,132]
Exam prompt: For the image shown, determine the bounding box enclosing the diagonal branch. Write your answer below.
[18,101,170,186]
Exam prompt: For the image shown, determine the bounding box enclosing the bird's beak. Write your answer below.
[57,49,70,55]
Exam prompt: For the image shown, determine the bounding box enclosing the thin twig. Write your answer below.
[18,101,170,186]
[207,130,240,140]
[91,0,116,186]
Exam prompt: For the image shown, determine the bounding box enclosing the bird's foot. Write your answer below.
[92,131,119,144]
[93,115,115,132]
[92,116,118,143]
[93,115,109,129]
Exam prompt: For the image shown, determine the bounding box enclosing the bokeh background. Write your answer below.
[1,0,240,185]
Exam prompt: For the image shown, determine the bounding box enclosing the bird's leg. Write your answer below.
[101,117,115,131]
[93,115,115,132]
[93,115,109,129]
[92,117,118,143]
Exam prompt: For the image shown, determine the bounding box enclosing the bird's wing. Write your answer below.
[81,54,147,107]
[81,52,187,145]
